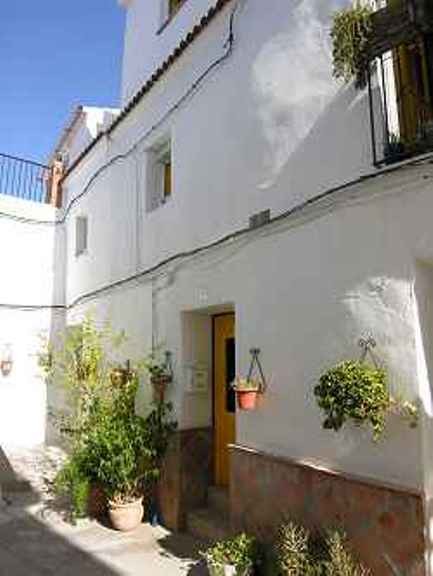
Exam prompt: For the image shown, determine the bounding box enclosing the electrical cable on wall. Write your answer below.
[1,0,433,311]
[0,1,240,229]
[1,155,433,312]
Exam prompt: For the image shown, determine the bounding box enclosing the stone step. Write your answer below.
[207,486,229,517]
[187,507,231,543]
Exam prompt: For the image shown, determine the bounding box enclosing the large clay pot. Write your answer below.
[108,497,144,531]
[236,390,259,411]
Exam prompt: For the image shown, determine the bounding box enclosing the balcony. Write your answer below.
[366,0,433,165]
[0,152,52,204]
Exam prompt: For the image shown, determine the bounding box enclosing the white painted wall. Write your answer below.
[55,107,120,170]
[64,155,433,492]
[120,0,221,104]
[64,0,375,303]
[0,195,64,448]
[56,0,433,496]
[152,161,433,491]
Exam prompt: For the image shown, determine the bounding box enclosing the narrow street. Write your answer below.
[0,448,205,576]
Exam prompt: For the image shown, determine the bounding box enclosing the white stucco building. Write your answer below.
[2,0,433,572]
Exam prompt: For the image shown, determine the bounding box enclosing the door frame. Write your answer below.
[212,311,236,486]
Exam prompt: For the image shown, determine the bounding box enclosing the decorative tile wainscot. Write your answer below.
[230,445,425,575]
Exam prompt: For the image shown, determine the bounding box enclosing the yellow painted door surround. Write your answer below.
[214,314,236,487]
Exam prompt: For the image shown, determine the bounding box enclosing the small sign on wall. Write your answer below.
[184,363,209,393]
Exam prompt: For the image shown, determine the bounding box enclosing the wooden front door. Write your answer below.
[214,314,236,487]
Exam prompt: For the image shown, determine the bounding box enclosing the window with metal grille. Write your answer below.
[365,2,433,164]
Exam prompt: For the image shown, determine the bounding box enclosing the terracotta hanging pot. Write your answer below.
[232,377,262,411]
[151,374,172,403]
[0,360,12,377]
[236,389,260,411]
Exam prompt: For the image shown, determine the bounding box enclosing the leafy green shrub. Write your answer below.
[314,360,418,440]
[315,361,389,440]
[54,456,90,521]
[331,4,373,88]
[201,533,258,575]
[272,523,369,575]
[44,318,177,517]
[82,408,158,503]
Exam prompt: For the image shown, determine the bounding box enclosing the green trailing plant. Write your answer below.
[314,360,418,441]
[331,3,373,89]
[201,533,258,575]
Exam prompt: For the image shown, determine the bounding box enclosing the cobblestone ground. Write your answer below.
[0,446,206,576]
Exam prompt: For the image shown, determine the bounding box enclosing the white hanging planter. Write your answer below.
[207,562,252,576]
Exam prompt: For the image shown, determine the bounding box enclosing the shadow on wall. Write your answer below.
[268,84,374,207]
[249,0,379,206]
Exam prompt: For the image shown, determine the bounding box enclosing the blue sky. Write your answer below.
[0,1,125,163]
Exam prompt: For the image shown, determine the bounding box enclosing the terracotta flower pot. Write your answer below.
[236,390,259,411]
[108,497,144,532]
[151,375,171,403]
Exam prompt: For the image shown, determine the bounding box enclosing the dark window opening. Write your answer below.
[225,337,236,414]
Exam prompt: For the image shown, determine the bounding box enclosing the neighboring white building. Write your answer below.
[50,106,120,170]
[2,0,433,572]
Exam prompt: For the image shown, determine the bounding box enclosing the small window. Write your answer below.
[75,216,88,257]
[161,148,172,202]
[147,140,173,211]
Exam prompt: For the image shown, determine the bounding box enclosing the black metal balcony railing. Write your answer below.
[0,152,51,203]
[365,0,433,166]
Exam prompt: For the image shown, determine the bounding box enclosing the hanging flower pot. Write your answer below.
[150,373,172,403]
[110,367,128,387]
[146,350,174,404]
[0,359,13,377]
[232,378,261,411]
[232,349,267,411]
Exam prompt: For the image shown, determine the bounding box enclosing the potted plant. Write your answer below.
[110,365,134,387]
[201,533,258,576]
[145,352,172,403]
[232,377,261,411]
[86,410,159,531]
[314,360,418,441]
[42,319,177,527]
